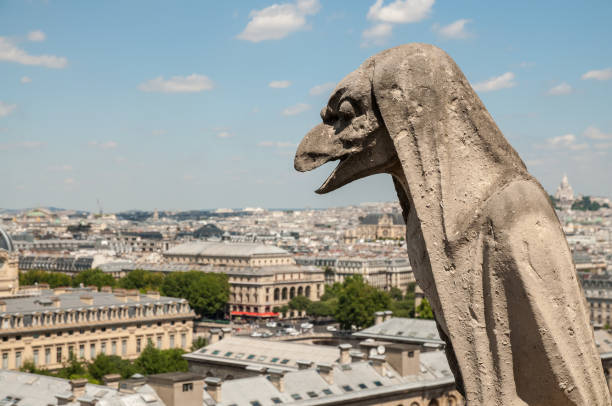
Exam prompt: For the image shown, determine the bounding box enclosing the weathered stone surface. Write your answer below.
[294,43,610,405]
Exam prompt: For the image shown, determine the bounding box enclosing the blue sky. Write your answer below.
[1,0,611,211]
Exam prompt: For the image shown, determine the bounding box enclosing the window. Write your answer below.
[111,341,117,355]
[307,391,318,398]
[2,353,8,369]
[157,336,162,349]
[56,347,62,363]
[101,342,106,354]
[373,380,383,387]
[291,394,302,400]
[90,343,96,359]
[79,345,85,358]
[342,385,353,392]
[45,348,51,365]
[247,354,256,360]
[212,350,221,355]
[270,357,279,363]
[68,346,74,357]
[136,338,142,353]
[280,359,290,365]
[181,333,186,348]
[15,352,22,368]
[358,383,367,389]
[250,402,262,406]
[122,340,127,356]
[271,398,283,404]
[225,352,234,357]
[33,349,39,365]
[322,389,333,395]
[169,335,175,348]
[182,383,193,392]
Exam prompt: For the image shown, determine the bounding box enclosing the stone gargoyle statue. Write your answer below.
[294,43,610,405]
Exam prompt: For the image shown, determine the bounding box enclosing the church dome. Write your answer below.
[0,228,14,252]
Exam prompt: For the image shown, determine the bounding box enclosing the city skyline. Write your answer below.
[2,1,612,211]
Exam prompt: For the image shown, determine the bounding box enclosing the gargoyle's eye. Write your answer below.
[338,100,355,120]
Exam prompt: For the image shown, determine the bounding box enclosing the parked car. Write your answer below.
[266,321,277,328]
[326,325,337,332]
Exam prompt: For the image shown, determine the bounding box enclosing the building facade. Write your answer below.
[344,213,406,243]
[0,287,195,371]
[164,241,295,267]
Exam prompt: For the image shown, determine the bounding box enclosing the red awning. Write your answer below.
[230,311,279,317]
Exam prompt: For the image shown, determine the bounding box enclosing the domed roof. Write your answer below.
[0,228,14,252]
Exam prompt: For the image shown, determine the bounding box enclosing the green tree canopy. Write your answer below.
[133,344,188,375]
[118,269,165,292]
[161,271,229,318]
[19,270,71,288]
[306,300,335,318]
[288,295,311,311]
[334,275,392,330]
[72,269,116,289]
[88,353,138,381]
[416,298,434,320]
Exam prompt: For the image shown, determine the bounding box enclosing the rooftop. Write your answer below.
[165,241,290,258]
[354,317,444,346]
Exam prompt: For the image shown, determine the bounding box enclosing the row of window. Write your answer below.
[1,334,188,369]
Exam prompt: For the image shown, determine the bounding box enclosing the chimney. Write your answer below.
[54,287,67,295]
[70,378,88,398]
[209,328,221,344]
[383,310,393,321]
[221,327,232,339]
[146,291,160,299]
[370,354,387,376]
[126,290,140,302]
[51,297,61,308]
[114,293,127,303]
[268,369,285,392]
[374,311,384,325]
[317,363,334,384]
[350,350,365,363]
[205,377,222,402]
[101,286,112,293]
[296,360,313,370]
[338,343,352,364]
[386,346,420,377]
[0,301,5,312]
[80,295,94,306]
[103,373,121,389]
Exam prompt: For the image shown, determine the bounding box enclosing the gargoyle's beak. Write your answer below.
[294,123,343,172]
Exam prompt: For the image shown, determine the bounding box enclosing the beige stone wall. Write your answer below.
[0,315,193,370]
[0,252,18,297]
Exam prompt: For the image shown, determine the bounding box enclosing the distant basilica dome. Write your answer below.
[0,228,14,252]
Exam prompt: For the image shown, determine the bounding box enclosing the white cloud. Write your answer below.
[89,141,118,150]
[519,61,535,68]
[544,133,588,151]
[27,30,46,42]
[0,102,16,117]
[237,0,321,42]
[269,80,291,88]
[433,19,471,39]
[367,0,434,23]
[309,82,336,96]
[258,141,295,148]
[282,103,310,116]
[0,37,67,68]
[20,76,32,84]
[139,74,213,93]
[473,72,516,92]
[581,68,612,81]
[361,23,393,47]
[217,131,233,138]
[583,126,612,140]
[547,82,573,95]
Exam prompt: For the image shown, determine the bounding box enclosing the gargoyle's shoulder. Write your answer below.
[483,178,557,227]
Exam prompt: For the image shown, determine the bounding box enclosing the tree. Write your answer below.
[161,271,229,319]
[72,269,116,289]
[334,275,391,330]
[416,298,434,320]
[288,295,311,312]
[191,337,207,351]
[306,300,335,318]
[133,344,187,375]
[118,269,164,292]
[88,353,137,381]
[19,270,71,288]
[55,353,88,380]
[389,287,404,301]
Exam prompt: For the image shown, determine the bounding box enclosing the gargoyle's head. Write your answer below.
[294,59,398,194]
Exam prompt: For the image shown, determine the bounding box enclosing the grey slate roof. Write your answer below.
[211,351,455,406]
[0,370,165,406]
[0,287,186,316]
[98,262,321,277]
[353,317,444,346]
[165,241,289,257]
